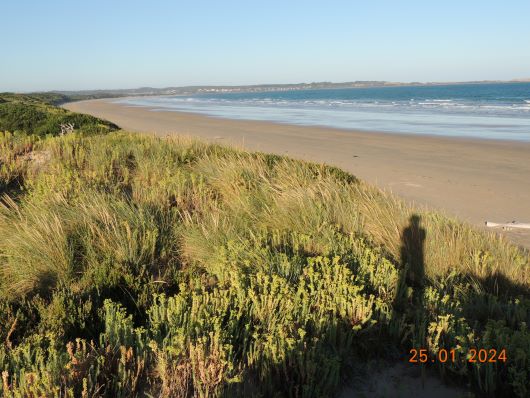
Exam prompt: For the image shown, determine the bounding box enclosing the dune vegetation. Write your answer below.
[0,93,118,137]
[0,96,529,397]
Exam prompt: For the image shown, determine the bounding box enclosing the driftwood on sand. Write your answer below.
[485,221,530,230]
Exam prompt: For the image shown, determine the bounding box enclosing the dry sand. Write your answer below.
[65,98,530,249]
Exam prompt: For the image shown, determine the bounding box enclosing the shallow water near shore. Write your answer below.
[119,82,530,141]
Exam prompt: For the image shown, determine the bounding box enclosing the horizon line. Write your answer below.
[11,77,528,94]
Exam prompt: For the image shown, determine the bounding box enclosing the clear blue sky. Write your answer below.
[2,0,530,92]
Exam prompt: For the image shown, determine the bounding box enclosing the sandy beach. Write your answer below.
[65,98,530,248]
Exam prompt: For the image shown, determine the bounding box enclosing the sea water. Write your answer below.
[118,82,530,141]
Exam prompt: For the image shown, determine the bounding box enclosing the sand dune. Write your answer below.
[65,98,530,248]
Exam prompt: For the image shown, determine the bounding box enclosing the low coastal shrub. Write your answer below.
[0,94,118,137]
[0,131,528,397]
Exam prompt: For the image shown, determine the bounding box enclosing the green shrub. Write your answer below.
[0,94,118,137]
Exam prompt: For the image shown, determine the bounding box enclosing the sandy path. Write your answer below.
[65,98,530,248]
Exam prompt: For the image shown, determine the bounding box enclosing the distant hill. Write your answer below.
[42,79,528,101]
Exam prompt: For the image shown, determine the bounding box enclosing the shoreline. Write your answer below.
[71,96,530,145]
[124,106,530,144]
[99,95,530,145]
[113,95,530,143]
[65,98,530,248]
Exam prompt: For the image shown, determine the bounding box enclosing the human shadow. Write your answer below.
[390,213,430,373]
[401,215,426,294]
[394,214,426,312]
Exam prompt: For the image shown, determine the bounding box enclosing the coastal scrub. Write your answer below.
[0,128,528,397]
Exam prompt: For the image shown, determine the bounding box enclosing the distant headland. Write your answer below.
[45,78,530,100]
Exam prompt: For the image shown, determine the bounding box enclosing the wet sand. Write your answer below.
[65,98,530,248]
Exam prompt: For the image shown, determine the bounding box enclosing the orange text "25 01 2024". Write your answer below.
[408,348,507,364]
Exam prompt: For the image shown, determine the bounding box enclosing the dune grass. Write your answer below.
[0,130,528,397]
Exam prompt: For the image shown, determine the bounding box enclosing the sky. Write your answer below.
[2,0,530,92]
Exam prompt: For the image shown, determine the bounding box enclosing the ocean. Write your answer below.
[118,82,530,141]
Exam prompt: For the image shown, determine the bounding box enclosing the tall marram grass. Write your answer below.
[0,131,528,397]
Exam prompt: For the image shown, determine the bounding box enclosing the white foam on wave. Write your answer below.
[125,93,530,120]
[480,105,518,110]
